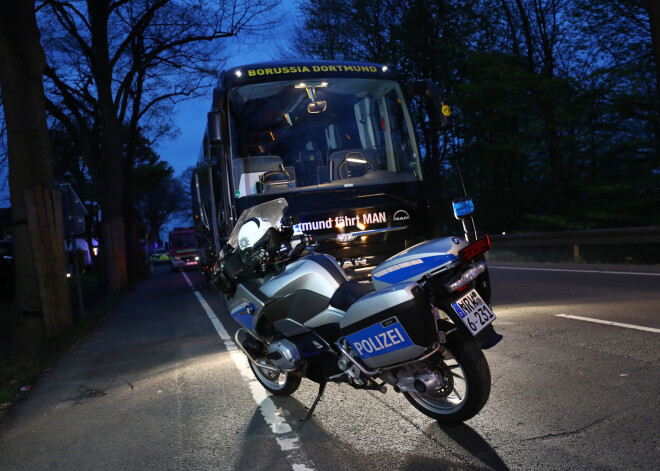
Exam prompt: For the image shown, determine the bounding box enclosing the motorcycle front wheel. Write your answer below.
[249,359,302,396]
[403,330,491,423]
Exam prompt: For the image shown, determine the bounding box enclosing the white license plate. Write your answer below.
[451,289,496,336]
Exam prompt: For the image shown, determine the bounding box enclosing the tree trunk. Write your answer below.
[513,0,536,72]
[88,0,127,292]
[644,0,660,156]
[645,0,660,107]
[0,1,72,339]
[124,40,146,284]
[24,187,72,335]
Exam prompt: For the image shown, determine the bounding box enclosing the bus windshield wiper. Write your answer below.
[352,192,417,208]
[285,190,417,209]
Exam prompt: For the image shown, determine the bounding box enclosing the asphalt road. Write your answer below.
[0,261,658,470]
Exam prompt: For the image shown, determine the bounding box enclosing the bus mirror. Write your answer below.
[433,100,452,130]
[403,81,428,99]
[307,101,327,113]
[404,79,452,130]
[207,111,223,144]
[212,87,225,110]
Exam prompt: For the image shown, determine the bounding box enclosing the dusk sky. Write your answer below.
[157,0,299,179]
[0,1,298,207]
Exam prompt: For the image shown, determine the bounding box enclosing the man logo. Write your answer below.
[392,210,410,222]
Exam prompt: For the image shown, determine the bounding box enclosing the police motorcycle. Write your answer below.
[211,197,501,423]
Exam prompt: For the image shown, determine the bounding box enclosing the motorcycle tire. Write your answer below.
[403,330,491,423]
[249,359,302,396]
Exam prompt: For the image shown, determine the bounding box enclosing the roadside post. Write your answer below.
[60,183,88,319]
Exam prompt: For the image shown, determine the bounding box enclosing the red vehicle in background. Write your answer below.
[168,227,200,270]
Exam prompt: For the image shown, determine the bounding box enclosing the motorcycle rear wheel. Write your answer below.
[249,359,302,396]
[403,331,491,423]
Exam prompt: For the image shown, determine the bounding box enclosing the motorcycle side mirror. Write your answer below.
[283,214,300,227]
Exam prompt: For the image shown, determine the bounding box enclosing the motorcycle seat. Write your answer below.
[329,279,375,312]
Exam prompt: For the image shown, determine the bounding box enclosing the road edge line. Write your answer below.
[489,266,660,276]
[181,271,315,471]
[556,314,660,333]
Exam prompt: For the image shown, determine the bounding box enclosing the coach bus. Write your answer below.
[192,60,451,277]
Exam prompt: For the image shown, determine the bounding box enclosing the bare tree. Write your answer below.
[178,166,194,209]
[0,1,71,339]
[40,0,281,291]
[138,177,188,245]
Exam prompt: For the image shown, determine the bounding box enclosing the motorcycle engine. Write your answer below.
[267,339,301,371]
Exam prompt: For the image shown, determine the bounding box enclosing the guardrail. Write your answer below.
[488,226,660,262]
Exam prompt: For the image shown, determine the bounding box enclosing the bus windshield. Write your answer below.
[228,78,422,198]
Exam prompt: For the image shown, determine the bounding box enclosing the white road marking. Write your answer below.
[556,314,660,333]
[489,266,660,276]
[181,272,315,471]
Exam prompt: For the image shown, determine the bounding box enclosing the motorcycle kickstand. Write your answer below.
[302,381,326,421]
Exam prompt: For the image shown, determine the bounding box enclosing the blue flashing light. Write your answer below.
[452,197,474,219]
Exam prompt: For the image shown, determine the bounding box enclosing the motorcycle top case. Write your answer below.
[370,236,468,290]
[339,282,436,369]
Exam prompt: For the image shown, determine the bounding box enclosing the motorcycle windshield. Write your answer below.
[226,197,289,249]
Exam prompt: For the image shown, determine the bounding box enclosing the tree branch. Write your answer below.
[45,0,92,55]
[109,0,169,69]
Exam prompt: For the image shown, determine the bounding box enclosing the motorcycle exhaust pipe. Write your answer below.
[413,373,443,394]
[234,328,279,373]
[393,373,442,394]
[414,379,428,393]
[243,336,266,357]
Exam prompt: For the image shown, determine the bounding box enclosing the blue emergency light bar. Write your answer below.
[452,197,474,219]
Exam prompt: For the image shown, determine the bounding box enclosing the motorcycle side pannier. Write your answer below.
[339,282,436,368]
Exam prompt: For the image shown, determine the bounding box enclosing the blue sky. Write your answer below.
[157,0,299,178]
[155,0,299,235]
[0,1,299,209]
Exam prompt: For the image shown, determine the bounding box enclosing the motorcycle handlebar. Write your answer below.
[287,233,317,259]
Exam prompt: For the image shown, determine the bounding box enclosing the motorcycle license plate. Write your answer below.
[451,290,496,336]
